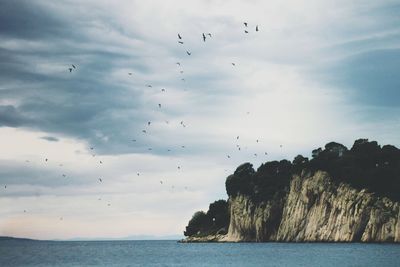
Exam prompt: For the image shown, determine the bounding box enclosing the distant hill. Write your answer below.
[0,236,37,242]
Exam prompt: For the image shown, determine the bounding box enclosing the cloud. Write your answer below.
[40,136,59,142]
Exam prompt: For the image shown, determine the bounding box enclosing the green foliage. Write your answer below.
[307,139,400,201]
[184,200,230,237]
[225,139,400,202]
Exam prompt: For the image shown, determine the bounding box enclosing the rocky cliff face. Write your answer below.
[209,171,399,242]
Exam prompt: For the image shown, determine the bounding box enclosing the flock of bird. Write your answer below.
[5,21,284,220]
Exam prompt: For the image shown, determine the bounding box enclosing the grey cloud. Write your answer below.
[40,136,59,142]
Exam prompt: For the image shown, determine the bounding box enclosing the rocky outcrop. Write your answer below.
[186,171,399,242]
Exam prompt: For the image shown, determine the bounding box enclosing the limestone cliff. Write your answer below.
[223,171,399,242]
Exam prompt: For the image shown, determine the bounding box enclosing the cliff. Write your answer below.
[182,139,400,243]
[225,171,399,242]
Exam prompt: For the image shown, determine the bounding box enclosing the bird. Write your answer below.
[148,121,151,126]
[181,145,185,148]
[207,33,212,37]
[244,30,249,34]
[132,139,136,142]
[45,158,48,162]
[178,33,182,39]
[202,33,206,42]
[146,84,152,88]
[4,185,6,189]
[99,161,103,164]
[142,130,147,133]
[160,181,163,184]
[232,63,236,66]
[68,68,73,72]
[137,172,140,176]
[62,174,66,177]
[148,148,152,151]
[180,70,184,74]
[158,103,162,108]
[99,178,102,182]
[227,155,231,159]
[72,64,76,69]
[178,41,184,44]
[244,22,248,27]
[177,166,181,170]
[181,78,185,81]
[280,145,283,148]
[176,62,181,66]
[161,88,166,92]
[256,139,259,143]
[128,72,133,75]
[256,25,259,31]
[236,136,239,139]
[265,152,268,155]
[254,153,257,157]
[90,147,94,150]
[186,51,191,56]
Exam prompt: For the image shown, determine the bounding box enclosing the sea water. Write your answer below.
[1,239,399,266]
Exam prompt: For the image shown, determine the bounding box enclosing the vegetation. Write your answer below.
[184,200,229,237]
[184,139,400,236]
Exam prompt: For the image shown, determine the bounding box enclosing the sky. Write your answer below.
[0,0,399,240]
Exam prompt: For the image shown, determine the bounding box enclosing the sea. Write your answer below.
[1,239,399,267]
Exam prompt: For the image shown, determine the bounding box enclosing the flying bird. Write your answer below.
[177,166,181,170]
[68,68,73,72]
[178,33,182,39]
[207,33,212,37]
[227,155,231,159]
[72,64,76,69]
[45,158,48,162]
[160,181,163,184]
[178,41,184,44]
[99,161,103,164]
[244,22,248,27]
[186,51,191,56]
[202,33,206,42]
[142,130,147,133]
[232,63,236,66]
[128,72,133,75]
[146,84,152,88]
[176,62,181,66]
[181,78,185,81]
[137,172,140,176]
[161,88,166,92]
[148,121,151,126]
[244,30,249,34]
[158,104,161,108]
[256,25,259,31]
[99,178,102,182]
[62,174,66,177]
